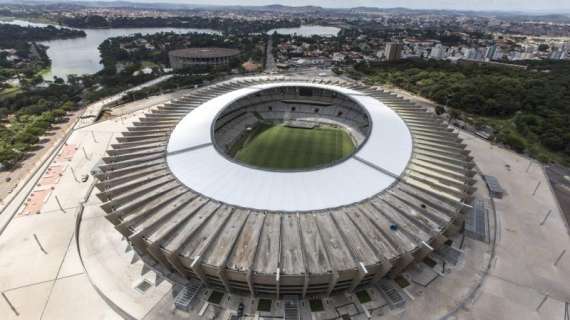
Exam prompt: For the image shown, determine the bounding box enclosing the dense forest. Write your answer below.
[58,15,299,34]
[98,32,266,72]
[0,42,49,72]
[356,59,570,163]
[0,23,85,76]
[0,23,85,48]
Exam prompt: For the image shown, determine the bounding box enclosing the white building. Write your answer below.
[430,44,446,60]
[485,45,497,61]
[332,52,346,63]
[550,50,564,60]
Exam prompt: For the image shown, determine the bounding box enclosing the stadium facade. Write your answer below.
[95,76,476,299]
[168,47,240,70]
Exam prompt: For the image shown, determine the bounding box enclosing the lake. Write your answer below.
[3,19,219,80]
[267,25,340,37]
[3,20,339,80]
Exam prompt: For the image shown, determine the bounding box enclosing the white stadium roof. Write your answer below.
[166,82,413,211]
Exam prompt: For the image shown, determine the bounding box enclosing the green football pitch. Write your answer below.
[233,124,355,170]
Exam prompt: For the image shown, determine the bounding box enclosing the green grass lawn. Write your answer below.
[234,123,355,170]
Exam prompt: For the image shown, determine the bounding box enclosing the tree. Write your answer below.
[14,131,38,146]
[52,108,66,120]
[60,101,76,112]
[448,109,461,124]
[502,132,526,153]
[435,105,446,115]
[0,142,18,166]
[541,132,565,151]
[538,44,549,52]
[30,76,44,86]
[53,76,65,84]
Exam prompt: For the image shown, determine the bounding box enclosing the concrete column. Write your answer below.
[326,271,339,296]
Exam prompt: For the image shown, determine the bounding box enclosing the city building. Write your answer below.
[384,42,403,61]
[464,47,481,60]
[332,52,346,63]
[168,47,240,70]
[430,44,446,60]
[550,50,565,60]
[485,45,497,61]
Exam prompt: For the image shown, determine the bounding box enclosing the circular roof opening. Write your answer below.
[212,86,371,171]
[165,81,413,212]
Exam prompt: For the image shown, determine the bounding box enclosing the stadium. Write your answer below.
[95,76,476,301]
[168,47,241,70]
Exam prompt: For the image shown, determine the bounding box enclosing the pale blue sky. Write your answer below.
[119,0,570,12]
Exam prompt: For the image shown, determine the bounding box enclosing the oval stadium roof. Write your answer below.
[166,82,412,211]
[95,76,476,298]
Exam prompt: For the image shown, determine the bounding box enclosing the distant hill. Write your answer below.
[2,0,570,19]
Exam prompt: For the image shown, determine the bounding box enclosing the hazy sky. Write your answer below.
[124,0,570,12]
